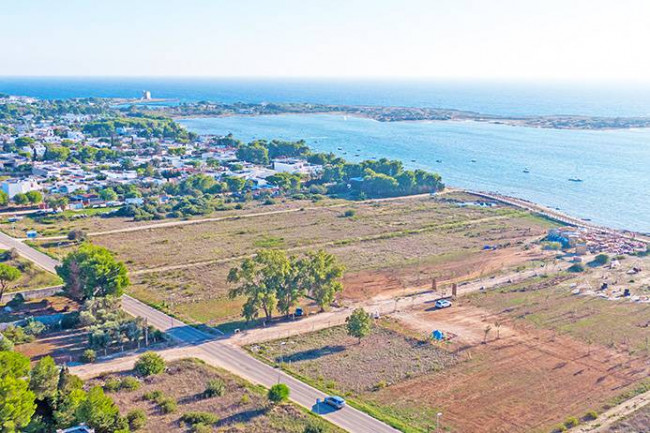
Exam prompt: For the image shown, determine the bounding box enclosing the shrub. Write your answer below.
[127,409,147,430]
[268,383,290,404]
[0,336,13,351]
[158,397,177,414]
[143,390,164,402]
[304,424,327,433]
[240,393,250,405]
[120,376,141,391]
[567,264,585,273]
[583,410,598,421]
[134,351,165,377]
[552,425,567,433]
[564,417,579,428]
[81,349,97,363]
[204,379,226,398]
[60,312,80,329]
[373,380,387,391]
[192,424,213,433]
[181,411,219,426]
[343,209,356,218]
[104,377,122,392]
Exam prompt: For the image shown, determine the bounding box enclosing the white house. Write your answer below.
[273,158,322,176]
[1,178,41,198]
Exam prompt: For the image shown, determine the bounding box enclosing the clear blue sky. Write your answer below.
[3,0,650,81]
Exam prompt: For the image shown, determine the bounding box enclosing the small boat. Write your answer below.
[436,159,443,163]
[337,147,343,150]
[411,159,416,162]
[568,177,583,182]
[523,168,530,173]
[471,159,477,163]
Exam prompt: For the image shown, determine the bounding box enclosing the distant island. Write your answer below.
[133,100,650,130]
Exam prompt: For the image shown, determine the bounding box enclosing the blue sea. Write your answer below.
[1,78,649,232]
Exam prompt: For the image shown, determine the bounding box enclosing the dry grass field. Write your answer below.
[250,307,650,433]
[111,194,556,326]
[91,358,342,433]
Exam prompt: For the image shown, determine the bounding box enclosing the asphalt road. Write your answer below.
[0,231,59,273]
[3,232,400,433]
[122,295,400,433]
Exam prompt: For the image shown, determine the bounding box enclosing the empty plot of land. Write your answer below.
[91,358,341,433]
[466,275,650,353]
[251,302,650,433]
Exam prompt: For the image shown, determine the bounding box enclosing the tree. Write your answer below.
[227,250,286,322]
[99,188,118,202]
[236,141,269,165]
[0,351,36,432]
[0,191,8,207]
[29,356,59,403]
[224,176,246,193]
[46,195,68,211]
[345,308,372,344]
[299,250,344,311]
[56,243,130,300]
[133,352,165,377]
[12,193,28,206]
[268,383,290,404]
[0,263,21,302]
[75,386,125,433]
[67,229,88,243]
[24,191,42,205]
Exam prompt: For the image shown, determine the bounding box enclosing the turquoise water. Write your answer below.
[180,115,650,233]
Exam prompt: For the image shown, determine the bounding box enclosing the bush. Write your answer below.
[564,417,579,428]
[192,424,213,433]
[81,349,96,363]
[567,264,585,273]
[304,424,327,433]
[142,390,164,402]
[240,393,250,405]
[134,351,165,377]
[583,410,598,421]
[60,312,80,329]
[127,409,147,430]
[268,383,290,404]
[203,379,226,398]
[120,376,141,391]
[552,425,567,433]
[158,397,177,414]
[181,411,219,426]
[342,209,356,218]
[103,377,122,392]
[0,336,14,351]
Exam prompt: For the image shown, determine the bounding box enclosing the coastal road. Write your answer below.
[4,231,399,433]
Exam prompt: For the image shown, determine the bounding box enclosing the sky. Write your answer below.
[3,0,650,81]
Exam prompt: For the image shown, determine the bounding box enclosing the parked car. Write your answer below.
[434,299,452,309]
[324,396,346,409]
[294,307,304,317]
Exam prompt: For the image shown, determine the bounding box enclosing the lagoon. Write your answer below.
[180,114,650,233]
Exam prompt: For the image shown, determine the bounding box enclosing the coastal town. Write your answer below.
[1,93,650,433]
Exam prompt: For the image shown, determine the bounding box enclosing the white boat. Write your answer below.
[568,177,583,182]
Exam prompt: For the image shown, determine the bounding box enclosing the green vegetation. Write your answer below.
[268,383,290,404]
[203,378,226,398]
[0,350,128,433]
[126,409,147,430]
[227,249,344,321]
[346,308,373,344]
[56,243,129,300]
[0,263,21,301]
[134,351,166,377]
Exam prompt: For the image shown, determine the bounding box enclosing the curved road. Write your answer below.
[1,230,399,433]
